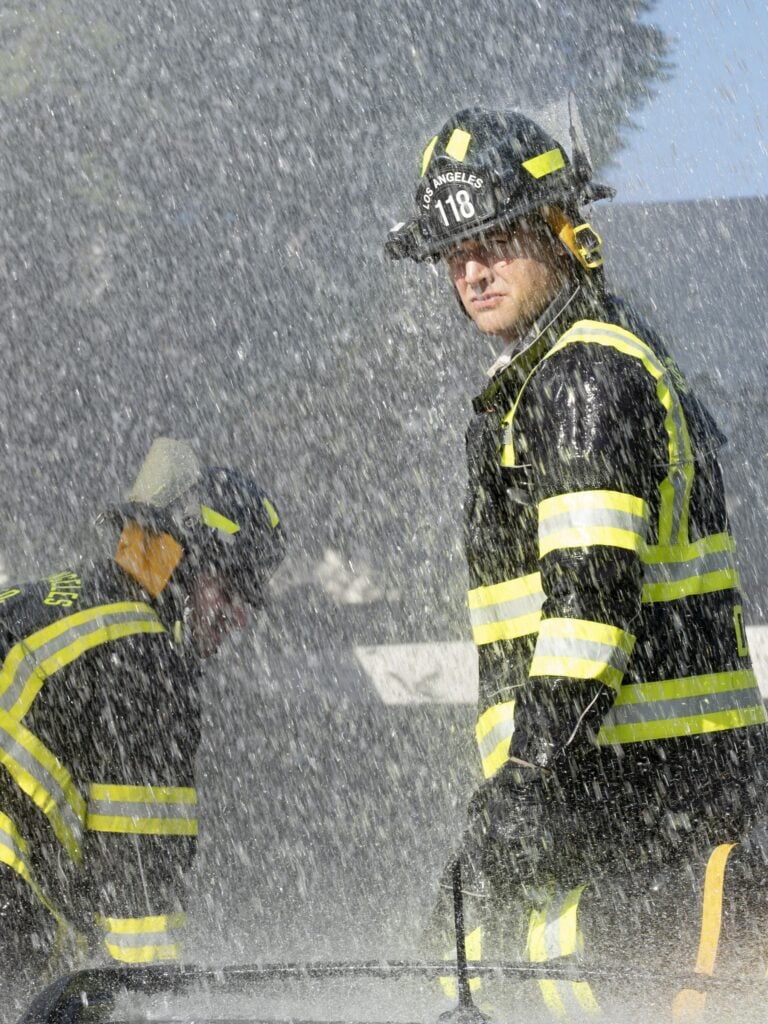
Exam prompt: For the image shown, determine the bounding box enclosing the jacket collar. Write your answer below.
[473,281,587,413]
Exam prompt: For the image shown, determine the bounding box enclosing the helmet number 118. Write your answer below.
[435,189,476,226]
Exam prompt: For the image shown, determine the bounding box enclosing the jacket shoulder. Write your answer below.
[512,315,665,477]
[0,559,164,647]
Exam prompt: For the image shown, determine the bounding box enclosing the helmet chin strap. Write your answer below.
[540,206,604,271]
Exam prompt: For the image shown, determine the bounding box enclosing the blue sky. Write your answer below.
[609,0,767,202]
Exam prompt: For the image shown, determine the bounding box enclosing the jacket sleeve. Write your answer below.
[79,635,201,965]
[508,340,663,766]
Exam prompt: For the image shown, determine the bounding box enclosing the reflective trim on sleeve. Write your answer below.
[527,884,600,1017]
[596,670,767,745]
[440,926,482,999]
[672,843,737,1021]
[0,707,85,861]
[467,572,544,646]
[642,533,739,603]
[87,783,198,836]
[0,602,166,720]
[530,618,636,694]
[95,912,186,964]
[475,700,516,779]
[538,490,648,557]
[0,810,71,929]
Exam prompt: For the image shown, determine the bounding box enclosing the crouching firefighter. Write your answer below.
[386,107,768,989]
[0,438,285,1009]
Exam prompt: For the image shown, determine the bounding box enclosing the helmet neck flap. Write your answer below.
[110,439,285,610]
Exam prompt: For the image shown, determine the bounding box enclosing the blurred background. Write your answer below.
[0,0,765,979]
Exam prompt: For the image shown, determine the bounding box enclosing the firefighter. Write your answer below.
[0,437,285,1010]
[387,108,768,973]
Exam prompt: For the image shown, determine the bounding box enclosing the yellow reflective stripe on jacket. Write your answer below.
[538,489,649,557]
[0,810,71,929]
[0,707,85,861]
[672,843,737,1020]
[87,783,198,836]
[596,670,767,745]
[527,885,600,1018]
[0,810,34,888]
[476,700,516,779]
[0,602,166,720]
[467,572,544,645]
[440,926,482,999]
[530,618,636,694]
[549,321,694,547]
[96,912,186,964]
[642,533,739,603]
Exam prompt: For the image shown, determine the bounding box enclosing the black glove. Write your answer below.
[509,679,614,770]
[464,762,553,893]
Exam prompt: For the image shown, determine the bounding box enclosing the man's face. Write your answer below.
[445,219,569,343]
[189,574,248,659]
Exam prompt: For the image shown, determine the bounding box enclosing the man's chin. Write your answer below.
[472,311,520,338]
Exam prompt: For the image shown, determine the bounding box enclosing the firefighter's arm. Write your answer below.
[80,638,201,964]
[509,340,662,768]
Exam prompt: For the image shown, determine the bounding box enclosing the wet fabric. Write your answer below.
[464,284,768,800]
[432,283,768,1013]
[0,558,200,998]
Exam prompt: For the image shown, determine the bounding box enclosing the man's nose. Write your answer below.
[464,258,490,286]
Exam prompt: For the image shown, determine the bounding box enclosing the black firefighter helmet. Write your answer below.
[118,438,286,607]
[385,107,613,270]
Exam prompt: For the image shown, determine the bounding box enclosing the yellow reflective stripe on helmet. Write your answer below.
[476,700,516,779]
[527,885,600,1018]
[445,128,472,163]
[440,926,482,999]
[672,843,736,1021]
[87,783,198,836]
[0,707,85,861]
[550,322,694,547]
[467,572,544,646]
[522,147,565,179]
[201,505,240,534]
[530,618,636,694]
[538,489,649,557]
[597,670,767,746]
[96,912,186,964]
[0,602,165,721]
[642,533,739,603]
[421,135,438,176]
[263,497,280,528]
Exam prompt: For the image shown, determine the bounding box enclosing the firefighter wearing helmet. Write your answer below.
[0,438,285,1012]
[388,108,768,982]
